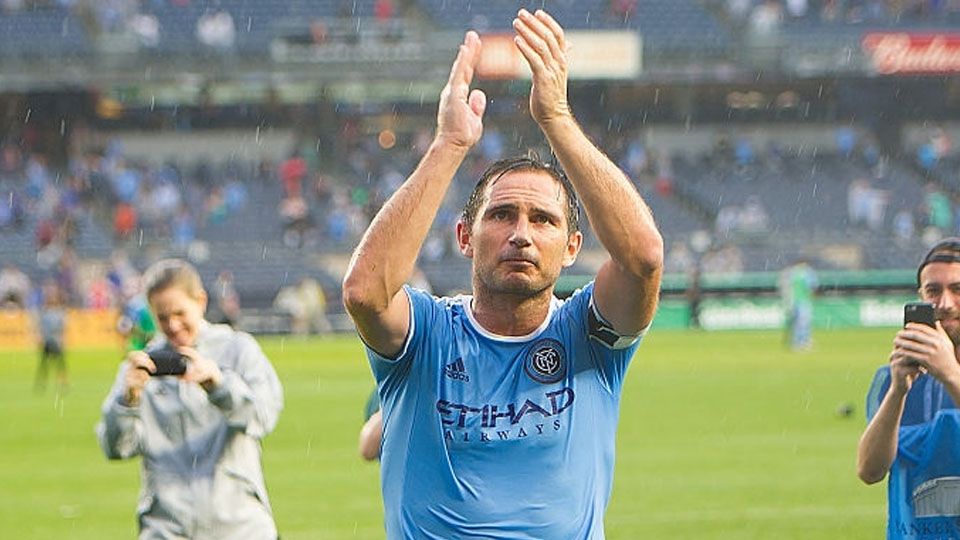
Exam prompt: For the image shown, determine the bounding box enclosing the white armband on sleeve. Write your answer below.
[588,298,645,350]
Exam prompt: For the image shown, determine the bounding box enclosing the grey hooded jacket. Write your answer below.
[97,322,283,540]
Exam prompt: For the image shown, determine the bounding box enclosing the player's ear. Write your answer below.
[562,231,582,267]
[456,220,474,258]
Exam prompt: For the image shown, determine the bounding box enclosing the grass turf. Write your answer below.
[0,328,892,539]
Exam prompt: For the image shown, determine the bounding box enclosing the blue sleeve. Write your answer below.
[560,282,642,394]
[366,286,445,384]
[865,366,890,423]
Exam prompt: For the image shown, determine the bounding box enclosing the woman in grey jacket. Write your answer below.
[97,259,284,540]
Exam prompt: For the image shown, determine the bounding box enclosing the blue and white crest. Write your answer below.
[524,339,566,384]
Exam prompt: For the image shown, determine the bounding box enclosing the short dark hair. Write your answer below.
[917,237,960,286]
[460,154,580,234]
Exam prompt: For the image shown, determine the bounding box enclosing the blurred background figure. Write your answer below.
[116,277,157,352]
[34,280,68,394]
[780,259,819,351]
[0,263,32,310]
[273,277,331,336]
[211,270,241,327]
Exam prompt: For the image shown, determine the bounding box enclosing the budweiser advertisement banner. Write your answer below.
[862,32,960,74]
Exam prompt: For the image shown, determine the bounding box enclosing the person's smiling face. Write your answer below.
[149,286,208,348]
[919,261,960,346]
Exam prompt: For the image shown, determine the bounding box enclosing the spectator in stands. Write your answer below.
[893,208,916,246]
[924,183,953,231]
[278,195,313,248]
[0,263,32,309]
[847,177,868,227]
[858,238,960,539]
[749,0,784,34]
[34,281,68,394]
[665,240,696,274]
[211,270,241,328]
[278,151,307,198]
[342,11,663,537]
[196,9,236,54]
[97,258,283,540]
[113,201,137,240]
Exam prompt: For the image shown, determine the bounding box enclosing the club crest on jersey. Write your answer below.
[524,339,566,384]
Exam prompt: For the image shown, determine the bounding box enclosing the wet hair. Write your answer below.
[142,259,205,300]
[460,154,580,234]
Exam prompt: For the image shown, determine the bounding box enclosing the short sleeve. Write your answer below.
[367,286,446,380]
[865,366,891,423]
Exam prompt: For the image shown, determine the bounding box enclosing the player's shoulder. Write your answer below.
[405,285,468,313]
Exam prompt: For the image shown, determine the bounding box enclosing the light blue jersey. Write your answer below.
[367,282,642,539]
[866,366,960,539]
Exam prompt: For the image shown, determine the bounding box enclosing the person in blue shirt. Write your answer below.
[858,237,960,539]
[341,9,664,539]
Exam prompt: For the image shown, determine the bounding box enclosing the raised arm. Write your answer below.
[342,31,486,357]
[857,333,926,483]
[513,10,663,335]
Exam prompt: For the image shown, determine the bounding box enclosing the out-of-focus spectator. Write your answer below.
[212,270,241,327]
[739,196,769,233]
[129,13,160,49]
[279,152,307,198]
[279,195,313,248]
[113,201,137,240]
[196,9,236,52]
[924,183,953,231]
[893,208,916,246]
[701,244,745,275]
[0,263,32,309]
[665,240,696,274]
[749,0,784,34]
[273,277,331,335]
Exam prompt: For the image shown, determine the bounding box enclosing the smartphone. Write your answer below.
[147,349,187,376]
[904,302,936,328]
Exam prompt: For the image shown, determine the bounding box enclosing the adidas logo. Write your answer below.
[444,358,470,382]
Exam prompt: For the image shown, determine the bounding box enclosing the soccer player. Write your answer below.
[342,9,664,538]
[858,238,960,539]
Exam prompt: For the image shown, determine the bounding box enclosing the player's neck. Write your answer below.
[470,289,553,337]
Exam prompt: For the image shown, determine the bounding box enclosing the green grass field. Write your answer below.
[0,328,893,539]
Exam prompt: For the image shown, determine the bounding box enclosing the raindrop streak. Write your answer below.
[279,337,286,352]
[24,108,31,124]
[246,17,253,33]
[138,229,144,247]
[150,96,156,111]
[255,125,261,145]
[261,245,268,260]
[60,119,66,136]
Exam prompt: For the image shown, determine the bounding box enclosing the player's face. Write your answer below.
[149,286,208,348]
[919,261,960,346]
[459,170,581,297]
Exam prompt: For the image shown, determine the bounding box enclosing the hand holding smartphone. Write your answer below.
[904,302,936,328]
[902,302,936,368]
[147,349,188,376]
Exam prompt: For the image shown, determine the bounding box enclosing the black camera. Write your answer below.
[147,349,188,376]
